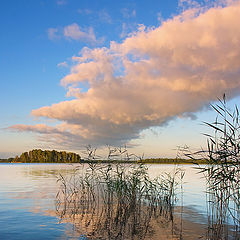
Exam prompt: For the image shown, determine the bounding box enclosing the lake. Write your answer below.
[0,163,219,239]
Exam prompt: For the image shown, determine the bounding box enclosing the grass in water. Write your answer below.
[55,146,184,240]
[185,95,240,239]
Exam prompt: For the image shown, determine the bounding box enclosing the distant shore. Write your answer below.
[0,158,207,164]
[1,149,210,164]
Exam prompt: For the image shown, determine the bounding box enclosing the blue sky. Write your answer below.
[1,0,240,158]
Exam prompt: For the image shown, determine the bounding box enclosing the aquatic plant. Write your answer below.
[185,95,240,239]
[55,146,184,240]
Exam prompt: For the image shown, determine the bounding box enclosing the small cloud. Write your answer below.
[56,0,67,5]
[120,23,128,38]
[9,124,58,134]
[98,9,112,24]
[121,8,136,19]
[120,22,138,38]
[77,9,92,15]
[48,28,59,40]
[57,61,68,68]
[78,9,112,24]
[48,23,104,45]
[180,112,197,120]
[132,10,136,17]
[178,0,201,9]
[63,23,101,44]
[157,12,163,23]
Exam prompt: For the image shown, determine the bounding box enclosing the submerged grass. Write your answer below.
[55,146,184,240]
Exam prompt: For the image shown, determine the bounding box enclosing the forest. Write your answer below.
[11,149,82,163]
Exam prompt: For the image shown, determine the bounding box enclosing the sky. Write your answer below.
[1,0,240,158]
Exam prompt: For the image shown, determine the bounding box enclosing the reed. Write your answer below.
[55,146,184,240]
[185,95,240,239]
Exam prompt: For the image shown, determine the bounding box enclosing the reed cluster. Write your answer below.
[186,95,240,239]
[55,146,184,240]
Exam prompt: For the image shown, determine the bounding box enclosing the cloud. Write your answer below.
[48,28,59,40]
[56,0,67,5]
[57,61,68,68]
[121,8,136,19]
[120,23,137,38]
[178,0,201,10]
[63,23,97,43]
[48,23,103,45]
[77,9,112,24]
[120,23,128,38]
[10,124,59,134]
[13,1,240,148]
[63,23,105,45]
[77,9,93,15]
[98,9,112,24]
[157,12,163,23]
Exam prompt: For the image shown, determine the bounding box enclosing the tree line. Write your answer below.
[12,149,82,163]
[0,149,207,164]
[138,158,208,164]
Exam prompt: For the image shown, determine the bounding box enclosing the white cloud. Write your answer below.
[13,1,240,148]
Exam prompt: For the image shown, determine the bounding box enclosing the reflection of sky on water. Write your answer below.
[0,163,81,240]
[0,163,207,239]
[147,165,207,211]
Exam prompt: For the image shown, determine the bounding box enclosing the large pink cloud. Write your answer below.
[11,1,240,148]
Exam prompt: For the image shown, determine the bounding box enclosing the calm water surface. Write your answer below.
[0,163,207,240]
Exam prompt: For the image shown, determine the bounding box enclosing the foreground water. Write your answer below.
[0,163,208,240]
